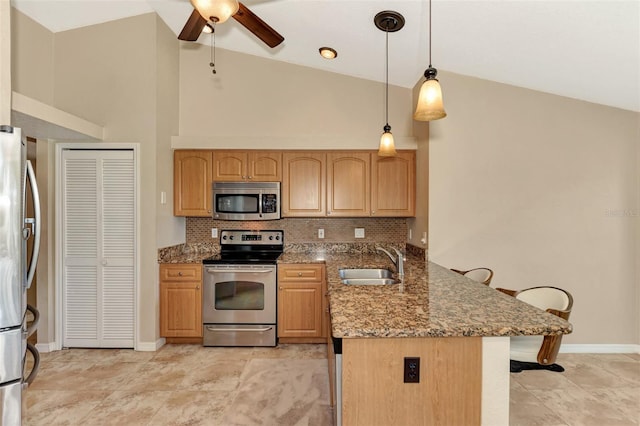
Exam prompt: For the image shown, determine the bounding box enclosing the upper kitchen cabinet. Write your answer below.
[212,151,282,182]
[174,150,212,217]
[327,152,371,217]
[282,152,326,217]
[371,151,416,217]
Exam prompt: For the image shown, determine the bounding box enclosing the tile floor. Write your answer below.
[25,345,638,426]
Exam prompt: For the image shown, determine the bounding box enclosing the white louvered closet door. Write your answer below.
[62,149,135,348]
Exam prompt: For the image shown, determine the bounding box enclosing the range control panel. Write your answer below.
[220,230,283,246]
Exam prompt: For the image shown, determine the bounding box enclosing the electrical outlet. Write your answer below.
[354,228,365,239]
[211,228,218,238]
[318,229,325,239]
[404,357,420,383]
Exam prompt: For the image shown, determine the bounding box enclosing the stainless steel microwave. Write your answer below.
[212,182,281,220]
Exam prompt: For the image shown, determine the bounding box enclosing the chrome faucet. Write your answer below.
[376,246,405,279]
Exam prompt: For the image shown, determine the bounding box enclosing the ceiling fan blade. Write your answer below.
[232,2,284,48]
[178,8,206,41]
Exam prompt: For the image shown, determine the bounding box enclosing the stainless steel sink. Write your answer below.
[340,278,400,286]
[338,269,399,285]
[339,268,394,279]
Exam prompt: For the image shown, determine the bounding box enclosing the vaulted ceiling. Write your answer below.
[12,0,640,112]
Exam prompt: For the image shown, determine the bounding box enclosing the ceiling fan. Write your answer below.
[178,0,284,48]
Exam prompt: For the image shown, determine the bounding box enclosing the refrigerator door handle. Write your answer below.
[25,159,41,290]
[23,343,40,387]
[26,304,40,338]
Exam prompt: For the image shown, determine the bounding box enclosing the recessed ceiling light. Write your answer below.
[319,47,337,60]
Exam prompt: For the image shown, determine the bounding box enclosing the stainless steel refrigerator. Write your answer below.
[0,125,41,425]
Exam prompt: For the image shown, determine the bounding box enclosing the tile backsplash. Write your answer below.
[186,217,407,245]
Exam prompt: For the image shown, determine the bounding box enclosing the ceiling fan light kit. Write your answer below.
[414,0,446,121]
[179,1,284,48]
[375,11,404,157]
[190,0,239,23]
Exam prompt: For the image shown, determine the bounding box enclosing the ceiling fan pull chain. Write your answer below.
[209,23,217,74]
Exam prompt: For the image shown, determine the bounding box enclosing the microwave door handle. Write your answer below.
[25,160,41,289]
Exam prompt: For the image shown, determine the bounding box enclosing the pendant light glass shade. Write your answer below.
[414,0,447,121]
[190,0,239,23]
[414,69,447,121]
[379,125,397,157]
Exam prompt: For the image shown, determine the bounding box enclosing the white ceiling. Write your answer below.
[11,0,640,112]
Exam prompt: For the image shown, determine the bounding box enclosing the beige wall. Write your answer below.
[52,13,181,346]
[428,71,640,345]
[175,44,417,151]
[154,16,183,249]
[1,2,11,123]
[10,12,181,348]
[10,8,54,105]
[407,82,429,250]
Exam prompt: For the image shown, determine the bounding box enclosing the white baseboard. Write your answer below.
[34,342,58,353]
[136,338,165,352]
[560,344,640,354]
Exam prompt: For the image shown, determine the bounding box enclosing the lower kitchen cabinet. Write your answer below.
[160,264,203,340]
[277,264,326,343]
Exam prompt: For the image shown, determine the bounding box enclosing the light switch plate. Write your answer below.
[355,228,365,239]
[211,228,218,238]
[318,229,325,239]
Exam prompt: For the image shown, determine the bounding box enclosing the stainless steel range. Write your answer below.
[202,230,283,347]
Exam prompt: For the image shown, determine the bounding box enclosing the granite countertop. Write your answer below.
[160,247,572,340]
[280,252,573,339]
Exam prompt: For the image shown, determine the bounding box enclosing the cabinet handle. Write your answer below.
[242,175,247,179]
[327,211,331,215]
[196,285,200,290]
[325,307,330,313]
[297,272,303,277]
[248,176,253,179]
[178,272,183,276]
[208,209,211,213]
[279,287,283,290]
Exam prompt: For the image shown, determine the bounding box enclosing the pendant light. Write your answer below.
[190,0,239,24]
[375,11,404,157]
[414,0,446,121]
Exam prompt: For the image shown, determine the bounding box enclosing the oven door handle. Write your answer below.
[206,326,274,333]
[205,268,274,274]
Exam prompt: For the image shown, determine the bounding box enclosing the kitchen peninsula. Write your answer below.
[278,251,573,426]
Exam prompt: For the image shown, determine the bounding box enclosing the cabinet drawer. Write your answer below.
[160,264,202,281]
[278,264,324,282]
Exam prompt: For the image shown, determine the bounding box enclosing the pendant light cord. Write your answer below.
[428,0,432,67]
[385,23,389,126]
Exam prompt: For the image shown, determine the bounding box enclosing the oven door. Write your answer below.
[203,264,277,325]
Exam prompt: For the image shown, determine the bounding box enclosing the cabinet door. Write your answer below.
[371,151,416,217]
[327,152,370,217]
[212,151,247,181]
[277,264,325,339]
[174,150,212,216]
[248,152,282,181]
[160,282,202,337]
[277,283,323,338]
[282,152,326,217]
[159,264,202,338]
